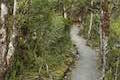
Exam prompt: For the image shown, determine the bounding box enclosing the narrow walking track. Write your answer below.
[70,25,99,80]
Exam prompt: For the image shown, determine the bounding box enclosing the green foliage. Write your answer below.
[111,18,120,38]
[105,18,120,80]
[6,0,75,80]
[5,0,120,80]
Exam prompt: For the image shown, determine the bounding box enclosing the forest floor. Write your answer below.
[68,25,100,80]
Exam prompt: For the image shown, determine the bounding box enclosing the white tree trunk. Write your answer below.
[6,0,17,65]
[63,7,67,19]
[0,0,17,79]
[88,0,94,39]
[0,1,8,63]
[0,0,8,79]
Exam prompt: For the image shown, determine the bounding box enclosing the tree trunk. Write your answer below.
[0,0,17,79]
[100,0,110,79]
[63,7,67,19]
[88,0,94,39]
[0,0,8,79]
[6,0,17,65]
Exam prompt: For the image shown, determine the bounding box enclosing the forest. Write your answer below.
[0,0,120,80]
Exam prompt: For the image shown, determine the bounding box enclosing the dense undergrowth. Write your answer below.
[5,0,75,80]
[4,0,120,80]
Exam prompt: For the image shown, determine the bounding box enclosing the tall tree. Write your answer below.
[100,0,110,79]
[6,0,17,65]
[0,0,17,79]
[0,0,8,79]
